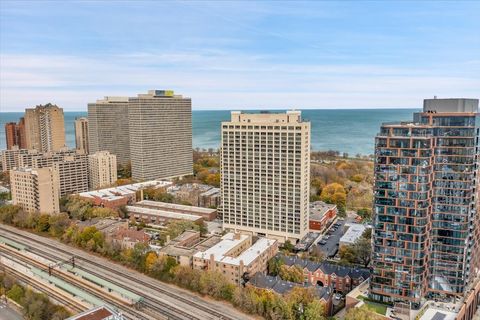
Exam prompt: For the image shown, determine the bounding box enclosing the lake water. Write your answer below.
[0,109,418,156]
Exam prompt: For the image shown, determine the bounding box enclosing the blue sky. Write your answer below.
[0,1,479,111]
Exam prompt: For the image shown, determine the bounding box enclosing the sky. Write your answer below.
[0,1,479,111]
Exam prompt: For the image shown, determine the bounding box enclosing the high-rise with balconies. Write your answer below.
[370,98,479,309]
[24,103,65,152]
[220,111,310,243]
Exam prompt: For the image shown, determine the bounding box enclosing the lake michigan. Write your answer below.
[0,109,418,156]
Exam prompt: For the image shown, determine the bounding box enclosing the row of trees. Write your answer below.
[0,272,70,320]
[1,204,327,319]
[310,158,374,219]
[61,196,120,220]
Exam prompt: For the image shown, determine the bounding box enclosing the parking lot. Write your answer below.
[315,219,346,258]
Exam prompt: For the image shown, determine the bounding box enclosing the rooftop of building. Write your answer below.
[199,187,221,196]
[159,233,222,257]
[194,233,277,266]
[126,205,202,222]
[340,223,367,245]
[77,218,127,233]
[66,305,121,320]
[278,254,371,280]
[309,201,337,220]
[167,183,213,193]
[423,97,478,113]
[225,110,306,124]
[78,180,172,201]
[249,272,332,300]
[137,200,216,214]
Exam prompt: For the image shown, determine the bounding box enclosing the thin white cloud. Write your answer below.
[0,52,478,111]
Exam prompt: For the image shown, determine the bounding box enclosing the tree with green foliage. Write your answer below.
[279,265,304,283]
[268,257,284,276]
[6,284,24,303]
[282,240,294,252]
[64,196,93,220]
[304,299,326,320]
[48,213,71,237]
[0,204,21,224]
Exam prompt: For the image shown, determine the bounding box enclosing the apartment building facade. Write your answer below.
[24,103,65,152]
[4,117,26,150]
[88,90,193,180]
[88,151,117,189]
[221,111,311,243]
[370,98,480,309]
[128,90,192,180]
[88,96,130,165]
[10,167,60,214]
[193,233,278,285]
[74,117,89,154]
[5,149,89,198]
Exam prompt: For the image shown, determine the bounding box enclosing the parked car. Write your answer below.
[319,240,327,245]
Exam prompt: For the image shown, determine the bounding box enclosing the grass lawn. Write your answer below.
[358,295,388,315]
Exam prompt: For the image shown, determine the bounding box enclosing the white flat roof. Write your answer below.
[419,307,457,320]
[78,180,172,200]
[126,205,201,222]
[138,200,216,214]
[340,223,367,245]
[194,233,276,266]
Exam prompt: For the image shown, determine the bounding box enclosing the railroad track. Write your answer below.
[1,261,85,313]
[0,228,240,320]
[0,246,151,320]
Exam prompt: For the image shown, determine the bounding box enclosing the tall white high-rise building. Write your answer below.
[88,151,117,189]
[220,111,311,243]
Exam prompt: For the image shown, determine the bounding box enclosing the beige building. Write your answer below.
[9,149,88,197]
[88,96,130,165]
[24,104,65,152]
[220,111,311,243]
[74,117,89,154]
[88,151,117,189]
[1,147,31,172]
[128,90,192,181]
[193,233,278,285]
[10,167,60,214]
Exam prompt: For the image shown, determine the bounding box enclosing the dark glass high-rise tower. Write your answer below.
[370,98,479,309]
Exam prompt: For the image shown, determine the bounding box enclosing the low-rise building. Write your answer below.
[112,227,150,249]
[167,183,218,207]
[66,305,124,320]
[193,233,278,285]
[278,255,371,294]
[248,272,333,315]
[339,223,368,246]
[135,200,217,221]
[10,167,60,214]
[309,201,337,232]
[125,205,203,224]
[199,187,220,208]
[78,180,172,209]
[158,231,222,266]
